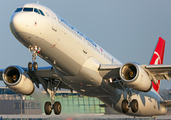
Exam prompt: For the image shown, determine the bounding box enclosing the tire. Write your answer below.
[28,62,32,71]
[122,100,129,113]
[44,102,52,115]
[131,99,138,113]
[33,62,38,71]
[54,101,61,115]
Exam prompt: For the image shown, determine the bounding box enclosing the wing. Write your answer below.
[98,64,171,86]
[0,69,3,80]
[28,66,72,90]
[0,66,72,93]
[145,65,171,81]
[160,100,171,107]
[143,64,171,92]
[98,64,122,79]
[98,64,129,91]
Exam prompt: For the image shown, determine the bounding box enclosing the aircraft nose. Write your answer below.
[10,13,24,33]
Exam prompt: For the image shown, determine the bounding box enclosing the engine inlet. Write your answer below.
[3,67,20,84]
[121,63,137,81]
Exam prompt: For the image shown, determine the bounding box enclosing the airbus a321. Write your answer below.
[1,3,171,117]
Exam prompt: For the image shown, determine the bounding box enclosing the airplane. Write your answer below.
[0,3,171,117]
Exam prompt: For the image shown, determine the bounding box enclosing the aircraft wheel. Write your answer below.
[122,100,129,113]
[131,99,138,113]
[33,62,38,71]
[28,62,32,71]
[54,101,61,115]
[44,102,52,115]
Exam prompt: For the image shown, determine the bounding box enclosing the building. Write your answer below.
[0,87,105,115]
[1,87,171,119]
[0,87,42,114]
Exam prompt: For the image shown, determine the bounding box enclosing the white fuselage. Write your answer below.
[10,3,167,116]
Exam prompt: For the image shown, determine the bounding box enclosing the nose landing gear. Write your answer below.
[28,62,38,71]
[28,45,41,71]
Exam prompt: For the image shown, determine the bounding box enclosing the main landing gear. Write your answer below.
[122,99,138,113]
[113,78,138,114]
[28,45,41,71]
[44,101,61,115]
[44,79,62,115]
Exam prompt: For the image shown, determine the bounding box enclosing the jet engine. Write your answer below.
[119,63,152,92]
[2,66,35,95]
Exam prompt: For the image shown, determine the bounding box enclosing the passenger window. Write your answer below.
[15,8,23,12]
[23,8,33,12]
[34,8,40,14]
[39,9,45,16]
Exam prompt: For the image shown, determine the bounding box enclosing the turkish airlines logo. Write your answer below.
[152,51,161,93]
[153,51,161,65]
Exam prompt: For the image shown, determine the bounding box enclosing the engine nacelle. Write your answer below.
[2,66,35,95]
[119,63,152,92]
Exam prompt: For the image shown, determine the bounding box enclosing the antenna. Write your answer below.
[37,1,39,4]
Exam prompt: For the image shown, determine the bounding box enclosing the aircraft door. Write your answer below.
[52,14,57,32]
[83,38,88,54]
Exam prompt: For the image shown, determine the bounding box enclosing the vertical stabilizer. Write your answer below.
[150,37,165,93]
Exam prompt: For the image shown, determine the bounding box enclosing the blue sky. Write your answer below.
[0,0,171,89]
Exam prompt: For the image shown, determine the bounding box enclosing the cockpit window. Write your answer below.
[15,8,23,12]
[34,8,40,14]
[23,8,33,12]
[39,9,45,16]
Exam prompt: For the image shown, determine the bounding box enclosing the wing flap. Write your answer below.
[99,64,122,70]
[160,100,171,107]
[145,65,171,72]
[143,65,171,81]
[27,66,70,89]
[98,64,122,79]
[28,67,57,79]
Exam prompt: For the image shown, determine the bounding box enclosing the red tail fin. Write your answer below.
[150,37,165,93]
